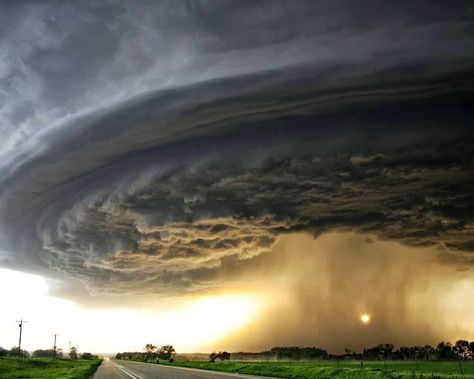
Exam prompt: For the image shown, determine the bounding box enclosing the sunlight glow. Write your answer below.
[360,313,370,324]
[0,268,263,353]
[162,295,262,350]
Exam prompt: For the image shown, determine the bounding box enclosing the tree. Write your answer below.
[436,342,455,360]
[219,351,231,360]
[81,352,98,360]
[423,345,435,360]
[453,340,473,360]
[270,346,327,360]
[144,344,158,360]
[209,352,219,362]
[9,347,29,358]
[0,347,8,357]
[33,349,55,358]
[158,345,175,360]
[69,346,78,359]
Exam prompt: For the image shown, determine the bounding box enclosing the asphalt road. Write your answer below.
[93,359,275,379]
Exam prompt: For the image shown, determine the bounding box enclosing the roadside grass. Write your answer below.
[157,360,474,379]
[0,357,101,379]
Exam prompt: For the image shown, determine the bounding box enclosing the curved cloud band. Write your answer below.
[1,63,473,294]
[0,1,473,295]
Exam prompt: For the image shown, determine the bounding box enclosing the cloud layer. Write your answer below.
[0,1,473,297]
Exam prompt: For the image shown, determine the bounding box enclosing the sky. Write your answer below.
[0,0,473,354]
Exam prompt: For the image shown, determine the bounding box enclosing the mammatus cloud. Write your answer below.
[0,1,473,299]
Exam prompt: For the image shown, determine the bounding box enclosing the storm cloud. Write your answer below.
[0,0,473,298]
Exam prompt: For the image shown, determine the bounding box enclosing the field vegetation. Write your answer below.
[161,359,474,379]
[0,357,101,379]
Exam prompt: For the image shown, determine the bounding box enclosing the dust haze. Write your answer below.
[215,232,473,352]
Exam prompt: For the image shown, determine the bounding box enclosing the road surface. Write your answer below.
[93,359,276,379]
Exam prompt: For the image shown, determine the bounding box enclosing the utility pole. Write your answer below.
[16,319,28,358]
[53,334,58,358]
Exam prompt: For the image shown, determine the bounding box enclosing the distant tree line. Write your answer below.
[359,341,474,361]
[232,346,329,360]
[0,347,30,358]
[116,344,176,362]
[0,346,97,360]
[32,349,63,358]
[270,346,328,360]
[211,341,474,361]
[115,340,473,363]
[0,346,99,359]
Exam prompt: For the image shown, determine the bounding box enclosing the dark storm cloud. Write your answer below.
[0,1,473,295]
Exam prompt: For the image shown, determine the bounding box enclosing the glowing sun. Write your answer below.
[360,313,371,324]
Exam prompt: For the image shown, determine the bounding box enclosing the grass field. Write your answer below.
[160,360,474,379]
[0,357,101,379]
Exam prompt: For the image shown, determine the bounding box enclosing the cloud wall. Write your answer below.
[0,1,472,301]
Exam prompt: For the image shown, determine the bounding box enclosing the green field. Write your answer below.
[160,360,474,379]
[0,358,101,379]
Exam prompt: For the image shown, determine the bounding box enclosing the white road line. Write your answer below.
[113,362,142,379]
[115,364,140,379]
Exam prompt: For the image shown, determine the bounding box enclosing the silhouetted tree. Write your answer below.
[436,342,455,360]
[33,349,55,358]
[423,345,435,360]
[158,345,175,360]
[69,346,78,359]
[454,340,473,360]
[81,352,98,360]
[9,347,29,358]
[145,344,158,360]
[209,352,219,362]
[363,344,394,360]
[270,346,327,360]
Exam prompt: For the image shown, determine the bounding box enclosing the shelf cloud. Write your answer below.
[0,0,473,300]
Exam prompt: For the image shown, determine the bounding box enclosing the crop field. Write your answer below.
[162,360,474,379]
[0,357,101,379]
